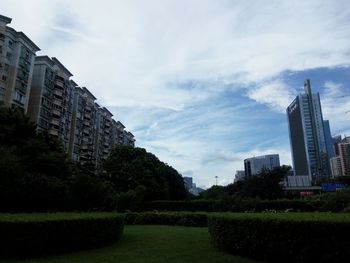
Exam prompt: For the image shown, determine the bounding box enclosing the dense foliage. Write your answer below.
[125,212,208,227]
[0,108,187,212]
[0,213,124,258]
[130,199,324,212]
[208,213,350,263]
[103,146,188,202]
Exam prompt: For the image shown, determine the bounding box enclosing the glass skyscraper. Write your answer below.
[287,79,330,183]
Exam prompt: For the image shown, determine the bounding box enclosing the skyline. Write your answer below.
[2,0,350,188]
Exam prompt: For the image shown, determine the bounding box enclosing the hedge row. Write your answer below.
[0,213,124,259]
[130,199,325,212]
[125,212,208,227]
[208,213,350,263]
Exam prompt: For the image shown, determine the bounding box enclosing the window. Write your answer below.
[14,91,25,104]
[6,52,12,60]
[1,75,7,82]
[8,40,13,48]
[0,45,2,54]
[4,64,9,72]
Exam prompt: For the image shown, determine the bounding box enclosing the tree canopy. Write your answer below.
[103,145,188,201]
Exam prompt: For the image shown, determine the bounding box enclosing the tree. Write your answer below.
[103,145,188,201]
[225,166,290,200]
[0,108,71,211]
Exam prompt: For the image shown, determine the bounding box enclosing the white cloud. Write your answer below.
[321,81,350,136]
[246,79,297,113]
[1,1,349,186]
[2,0,350,110]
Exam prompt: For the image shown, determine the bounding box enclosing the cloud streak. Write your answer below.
[2,0,350,186]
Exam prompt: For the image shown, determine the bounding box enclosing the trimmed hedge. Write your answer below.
[208,213,350,263]
[125,212,208,227]
[0,212,124,259]
[131,199,324,212]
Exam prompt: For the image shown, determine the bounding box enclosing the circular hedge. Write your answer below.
[0,212,124,259]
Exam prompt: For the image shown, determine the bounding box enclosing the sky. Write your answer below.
[2,0,350,188]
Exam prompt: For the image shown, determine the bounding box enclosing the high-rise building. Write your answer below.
[27,56,75,153]
[0,15,40,112]
[244,154,280,177]
[330,156,342,177]
[287,79,330,183]
[1,14,135,166]
[323,120,335,159]
[338,137,350,176]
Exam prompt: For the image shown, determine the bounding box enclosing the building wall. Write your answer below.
[244,154,280,177]
[287,80,330,182]
[0,15,40,112]
[339,138,350,176]
[330,156,342,177]
[2,14,135,166]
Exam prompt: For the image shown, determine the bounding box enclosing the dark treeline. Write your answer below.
[0,108,188,212]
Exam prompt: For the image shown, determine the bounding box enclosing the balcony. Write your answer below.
[53,99,62,107]
[53,89,63,97]
[48,129,59,136]
[52,109,61,117]
[50,119,60,126]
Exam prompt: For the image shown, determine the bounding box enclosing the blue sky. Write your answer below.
[2,0,350,187]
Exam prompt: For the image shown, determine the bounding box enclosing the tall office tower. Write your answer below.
[244,154,280,177]
[338,137,350,176]
[0,15,40,112]
[287,79,330,183]
[323,120,335,159]
[27,56,74,153]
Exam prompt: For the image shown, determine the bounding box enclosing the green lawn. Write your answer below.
[0,225,260,263]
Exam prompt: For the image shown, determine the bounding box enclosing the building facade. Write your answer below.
[0,15,40,112]
[287,79,330,183]
[338,137,350,176]
[244,154,280,177]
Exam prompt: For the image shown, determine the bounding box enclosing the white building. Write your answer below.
[244,154,280,177]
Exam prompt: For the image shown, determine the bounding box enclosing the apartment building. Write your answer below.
[68,86,98,163]
[0,15,40,112]
[27,56,75,153]
[338,137,350,176]
[2,14,135,165]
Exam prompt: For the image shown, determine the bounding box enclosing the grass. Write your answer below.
[0,225,260,263]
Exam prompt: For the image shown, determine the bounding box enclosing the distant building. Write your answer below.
[0,15,40,112]
[333,135,342,156]
[287,79,330,183]
[330,156,342,177]
[244,154,280,177]
[324,120,335,159]
[234,170,245,182]
[338,137,350,176]
[183,177,193,190]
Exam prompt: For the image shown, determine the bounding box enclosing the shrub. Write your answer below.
[0,213,124,259]
[208,213,350,263]
[130,199,325,212]
[125,212,208,227]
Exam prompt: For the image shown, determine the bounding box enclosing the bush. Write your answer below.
[0,213,124,259]
[130,199,325,212]
[125,212,208,227]
[208,213,350,263]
